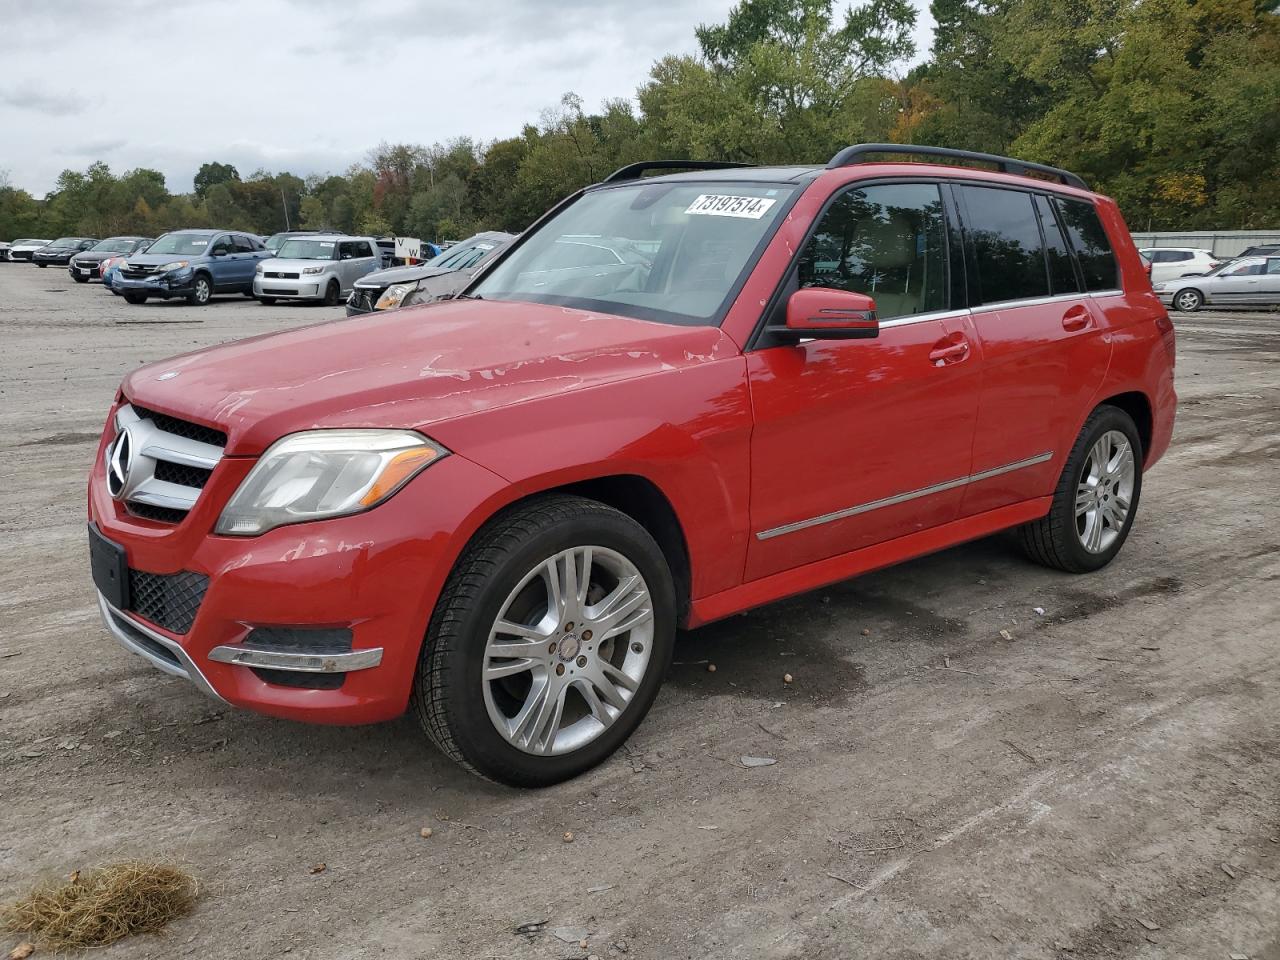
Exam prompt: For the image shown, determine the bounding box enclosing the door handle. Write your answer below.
[929,339,969,365]
[1062,304,1091,332]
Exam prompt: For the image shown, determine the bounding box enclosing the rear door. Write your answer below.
[1262,258,1280,305]
[954,186,1113,516]
[745,180,982,579]
[1207,258,1266,305]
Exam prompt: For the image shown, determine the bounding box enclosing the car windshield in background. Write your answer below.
[433,241,497,270]
[146,234,212,256]
[92,238,140,253]
[277,239,337,260]
[265,234,291,251]
[49,237,80,247]
[471,182,795,326]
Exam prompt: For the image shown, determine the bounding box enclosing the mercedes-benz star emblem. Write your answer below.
[106,426,134,499]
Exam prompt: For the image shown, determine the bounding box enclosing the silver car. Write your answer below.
[253,235,380,305]
[1154,255,1280,312]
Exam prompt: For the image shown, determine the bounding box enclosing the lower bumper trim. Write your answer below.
[97,592,225,702]
[207,645,383,673]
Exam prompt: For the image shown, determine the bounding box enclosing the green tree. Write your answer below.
[193,161,240,198]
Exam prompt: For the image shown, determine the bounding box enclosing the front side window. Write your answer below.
[233,235,255,253]
[1222,258,1264,277]
[147,233,213,256]
[797,182,948,320]
[473,181,795,326]
[959,186,1050,304]
[1266,258,1280,275]
[1055,197,1118,291]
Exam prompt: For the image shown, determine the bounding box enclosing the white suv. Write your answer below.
[1139,247,1220,284]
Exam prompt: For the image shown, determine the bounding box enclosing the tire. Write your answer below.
[73,274,88,283]
[322,280,340,307]
[258,296,276,305]
[413,494,676,786]
[1018,405,1143,573]
[37,263,47,268]
[1172,288,1203,313]
[123,292,147,305]
[187,273,212,306]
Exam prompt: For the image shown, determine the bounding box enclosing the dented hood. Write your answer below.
[122,299,737,456]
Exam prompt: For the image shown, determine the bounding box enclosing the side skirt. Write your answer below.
[686,497,1052,628]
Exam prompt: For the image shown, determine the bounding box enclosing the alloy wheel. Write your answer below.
[1075,429,1136,553]
[1174,289,1201,312]
[481,545,654,756]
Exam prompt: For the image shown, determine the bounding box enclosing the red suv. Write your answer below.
[88,144,1177,786]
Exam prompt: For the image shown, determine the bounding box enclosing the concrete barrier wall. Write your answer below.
[1130,230,1280,258]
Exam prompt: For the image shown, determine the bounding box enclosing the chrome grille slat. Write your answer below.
[109,403,226,524]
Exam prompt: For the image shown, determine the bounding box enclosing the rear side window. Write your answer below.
[355,242,373,259]
[233,235,255,253]
[1034,195,1080,295]
[798,182,949,320]
[1054,198,1118,291]
[1267,258,1280,275]
[958,185,1049,304]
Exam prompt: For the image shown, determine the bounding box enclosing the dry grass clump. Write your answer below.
[2,861,198,950]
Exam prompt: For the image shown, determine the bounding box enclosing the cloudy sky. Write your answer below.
[1,0,934,197]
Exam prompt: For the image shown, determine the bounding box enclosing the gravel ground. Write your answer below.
[1,264,1278,960]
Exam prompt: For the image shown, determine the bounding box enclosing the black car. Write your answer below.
[68,236,153,283]
[346,231,513,316]
[32,237,98,267]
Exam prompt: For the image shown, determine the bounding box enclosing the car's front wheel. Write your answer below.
[1173,288,1203,313]
[322,280,340,306]
[187,274,212,306]
[123,292,147,305]
[413,495,675,786]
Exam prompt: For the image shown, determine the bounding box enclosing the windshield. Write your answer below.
[472,182,795,326]
[277,238,337,260]
[49,237,81,247]
[147,233,213,256]
[432,238,500,271]
[265,233,296,251]
[92,238,141,253]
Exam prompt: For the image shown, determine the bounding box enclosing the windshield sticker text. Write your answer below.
[684,194,777,219]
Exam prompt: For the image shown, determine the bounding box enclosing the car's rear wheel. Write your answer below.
[322,280,340,306]
[37,262,47,268]
[1018,405,1143,573]
[413,494,675,786]
[123,292,147,305]
[188,274,212,306]
[1173,288,1203,313]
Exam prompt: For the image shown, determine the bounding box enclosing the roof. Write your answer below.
[593,165,822,189]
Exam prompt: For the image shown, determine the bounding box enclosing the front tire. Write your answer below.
[413,495,676,787]
[1173,288,1203,313]
[322,280,340,306]
[73,274,89,284]
[187,274,212,306]
[123,292,147,305]
[1018,405,1143,573]
[38,263,47,268]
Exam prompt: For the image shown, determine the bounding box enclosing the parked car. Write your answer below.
[87,145,1175,786]
[69,236,153,283]
[31,237,97,267]
[4,239,53,262]
[252,235,381,305]
[0,241,9,259]
[1155,255,1280,312]
[113,229,273,305]
[1233,244,1280,260]
[264,229,341,253]
[1137,247,1220,284]
[347,231,513,316]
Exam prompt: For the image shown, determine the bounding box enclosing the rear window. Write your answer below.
[1054,198,1118,291]
[959,186,1050,304]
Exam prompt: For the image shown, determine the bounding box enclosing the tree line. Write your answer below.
[2,0,1277,244]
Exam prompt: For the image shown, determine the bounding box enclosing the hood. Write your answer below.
[355,262,460,287]
[124,252,206,267]
[74,250,121,263]
[123,299,738,456]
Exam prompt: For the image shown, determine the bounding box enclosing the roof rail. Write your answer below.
[826,143,1088,191]
[602,160,752,183]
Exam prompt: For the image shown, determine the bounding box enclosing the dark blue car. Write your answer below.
[114,229,273,305]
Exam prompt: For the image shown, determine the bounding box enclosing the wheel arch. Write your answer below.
[1096,390,1153,463]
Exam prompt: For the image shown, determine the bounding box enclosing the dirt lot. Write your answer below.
[1,263,1277,960]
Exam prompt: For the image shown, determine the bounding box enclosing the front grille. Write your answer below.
[351,288,380,312]
[126,502,188,524]
[121,263,160,279]
[153,460,213,489]
[128,569,209,634]
[264,271,300,279]
[263,288,299,295]
[244,627,353,655]
[130,404,227,447]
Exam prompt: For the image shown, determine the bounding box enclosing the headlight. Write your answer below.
[302,265,326,276]
[375,282,417,310]
[215,429,447,536]
[158,260,189,273]
[255,263,265,274]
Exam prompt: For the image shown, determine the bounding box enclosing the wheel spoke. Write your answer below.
[543,558,566,622]
[487,638,548,660]
[1075,483,1094,517]
[1085,511,1105,552]
[589,576,650,637]
[599,660,639,693]
[586,666,628,711]
[575,680,616,727]
[484,657,538,680]
[493,619,550,642]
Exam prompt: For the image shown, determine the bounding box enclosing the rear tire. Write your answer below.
[123,292,147,305]
[412,494,676,787]
[323,280,340,306]
[1018,405,1143,573]
[187,274,212,306]
[1173,288,1203,313]
[38,263,47,268]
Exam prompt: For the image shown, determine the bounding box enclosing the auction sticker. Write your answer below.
[685,194,777,219]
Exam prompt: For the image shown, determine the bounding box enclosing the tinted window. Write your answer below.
[1034,195,1080,295]
[959,186,1049,304]
[798,182,948,320]
[1054,198,1117,291]
[209,236,233,255]
[354,242,373,259]
[1266,258,1280,275]
[233,235,255,253]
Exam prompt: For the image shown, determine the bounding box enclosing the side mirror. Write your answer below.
[211,248,227,257]
[770,287,879,342]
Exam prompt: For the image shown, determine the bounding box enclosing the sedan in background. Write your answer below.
[1138,247,1220,284]
[69,236,153,282]
[252,235,381,305]
[346,231,513,316]
[4,239,52,262]
[1155,255,1280,312]
[32,237,98,267]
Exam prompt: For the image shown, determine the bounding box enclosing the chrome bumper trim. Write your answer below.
[206,645,383,673]
[97,592,225,702]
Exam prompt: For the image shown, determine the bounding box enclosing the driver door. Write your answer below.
[745,181,981,580]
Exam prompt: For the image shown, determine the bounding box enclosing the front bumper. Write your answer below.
[253,275,326,300]
[70,261,100,280]
[114,271,196,298]
[88,430,508,724]
[345,287,382,316]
